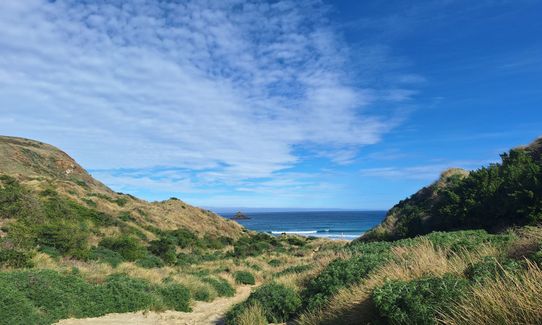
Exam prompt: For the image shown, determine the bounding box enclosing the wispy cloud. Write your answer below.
[0,0,417,203]
[359,160,495,181]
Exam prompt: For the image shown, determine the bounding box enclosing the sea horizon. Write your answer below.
[219,210,387,240]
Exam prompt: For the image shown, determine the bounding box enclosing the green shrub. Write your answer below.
[464,256,523,282]
[226,283,301,324]
[99,235,147,261]
[100,274,158,312]
[88,247,125,267]
[176,252,199,266]
[268,259,282,267]
[35,220,90,258]
[232,233,280,258]
[0,264,193,324]
[234,271,256,285]
[303,241,392,311]
[168,228,199,248]
[136,255,165,269]
[118,212,135,222]
[0,269,103,323]
[0,248,34,268]
[0,176,40,220]
[159,283,191,312]
[532,249,542,265]
[286,236,306,246]
[148,237,177,265]
[114,197,128,207]
[372,274,469,325]
[202,277,235,297]
[193,286,213,301]
[0,281,40,325]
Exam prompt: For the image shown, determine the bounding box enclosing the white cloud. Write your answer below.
[0,0,416,196]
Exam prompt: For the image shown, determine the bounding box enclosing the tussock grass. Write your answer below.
[440,262,542,325]
[235,302,267,325]
[296,239,499,325]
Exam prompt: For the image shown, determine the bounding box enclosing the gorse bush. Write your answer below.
[234,271,256,285]
[372,274,469,325]
[226,283,301,325]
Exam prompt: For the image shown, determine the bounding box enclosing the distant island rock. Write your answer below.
[231,211,250,220]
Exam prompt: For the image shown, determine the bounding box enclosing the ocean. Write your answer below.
[219,210,387,240]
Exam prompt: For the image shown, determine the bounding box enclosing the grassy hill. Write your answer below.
[0,136,243,240]
[0,136,341,325]
[359,137,542,241]
[2,135,542,325]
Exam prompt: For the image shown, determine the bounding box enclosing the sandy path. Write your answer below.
[55,286,252,325]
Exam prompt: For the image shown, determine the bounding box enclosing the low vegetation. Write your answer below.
[2,136,542,325]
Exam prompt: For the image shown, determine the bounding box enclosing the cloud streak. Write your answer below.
[0,0,416,203]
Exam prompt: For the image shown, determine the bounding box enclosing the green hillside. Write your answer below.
[360,137,542,241]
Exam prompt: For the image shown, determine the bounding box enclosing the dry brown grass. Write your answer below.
[296,239,499,325]
[235,301,267,325]
[507,226,542,259]
[440,262,542,325]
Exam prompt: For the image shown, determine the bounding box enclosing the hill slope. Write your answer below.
[0,135,243,240]
[360,137,542,241]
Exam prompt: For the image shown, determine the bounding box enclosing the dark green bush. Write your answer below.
[372,274,469,325]
[202,277,235,297]
[234,271,255,285]
[464,256,523,282]
[36,220,90,258]
[231,233,280,258]
[99,274,158,312]
[88,246,125,267]
[0,280,41,325]
[226,283,301,324]
[176,252,199,266]
[193,286,213,302]
[99,235,147,261]
[0,248,34,268]
[136,254,165,268]
[286,236,306,246]
[168,228,199,248]
[158,283,191,312]
[148,237,177,265]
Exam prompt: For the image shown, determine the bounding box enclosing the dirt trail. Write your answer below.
[55,286,252,325]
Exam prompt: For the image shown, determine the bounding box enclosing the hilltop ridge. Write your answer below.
[0,135,243,239]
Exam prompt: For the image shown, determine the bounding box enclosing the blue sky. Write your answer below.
[1,0,541,210]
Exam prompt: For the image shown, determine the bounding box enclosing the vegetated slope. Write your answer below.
[359,137,542,242]
[0,135,243,239]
